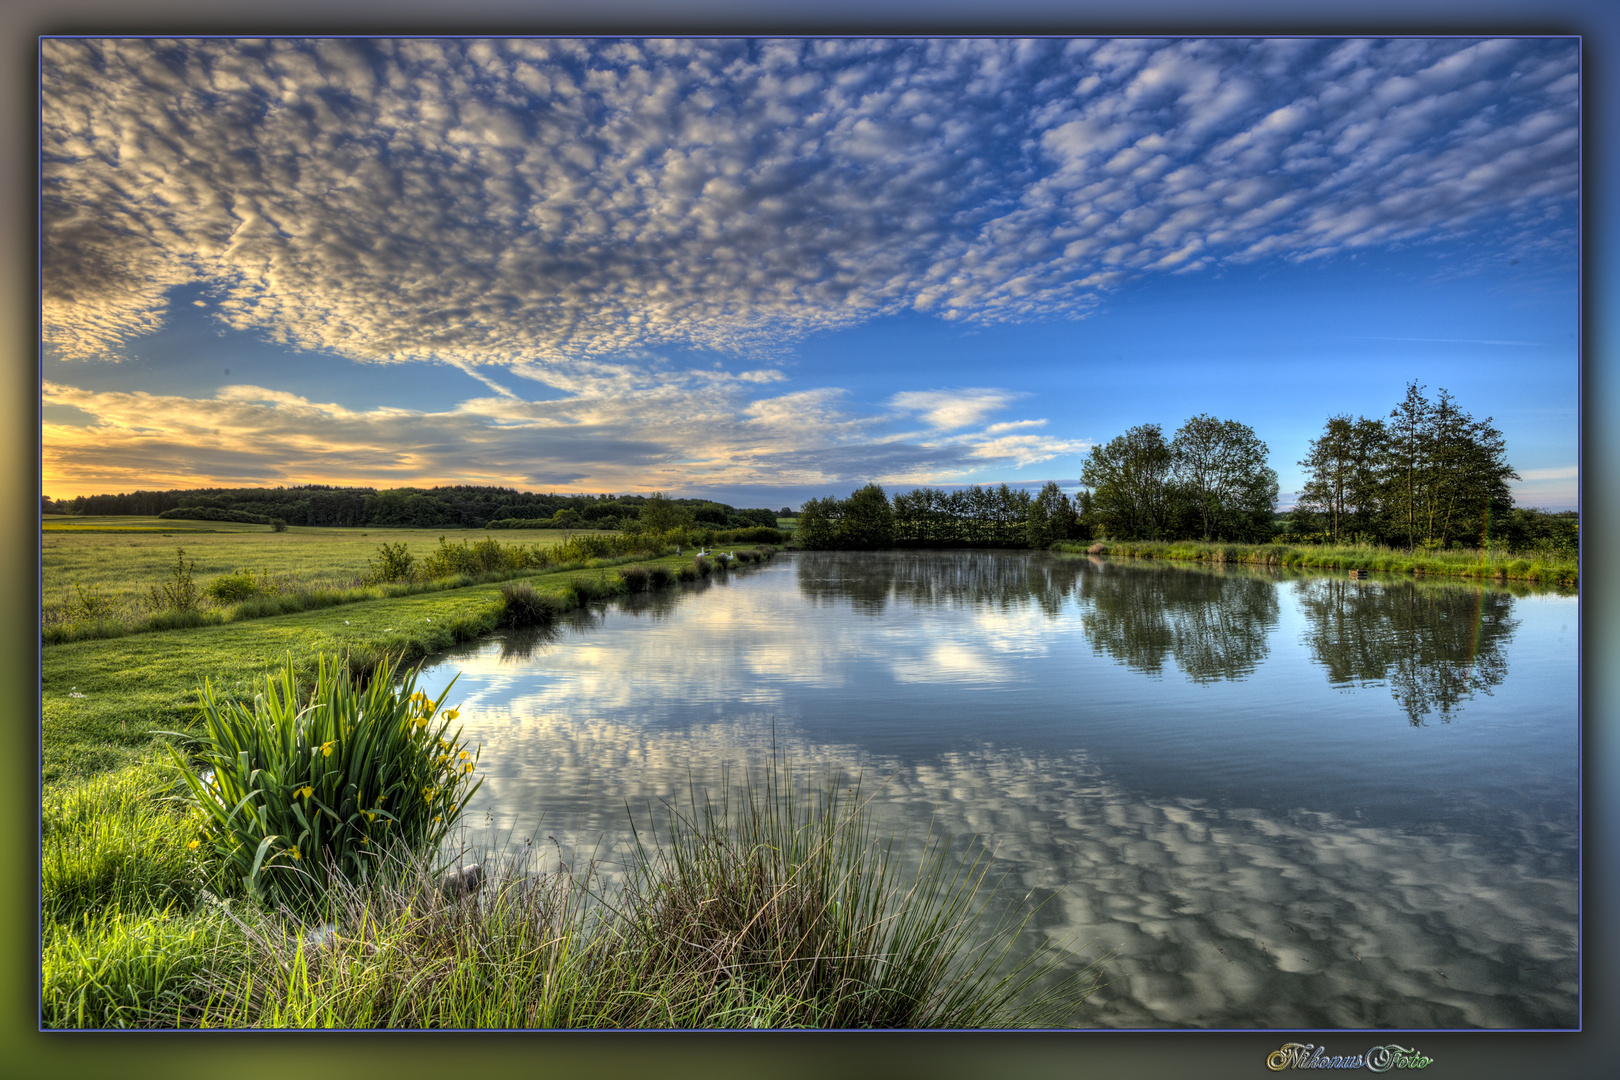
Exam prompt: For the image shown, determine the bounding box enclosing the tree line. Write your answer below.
[45,484,780,533]
[794,383,1573,555]
[796,482,1079,550]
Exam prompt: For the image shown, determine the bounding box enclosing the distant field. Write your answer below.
[42,514,248,533]
[42,519,616,624]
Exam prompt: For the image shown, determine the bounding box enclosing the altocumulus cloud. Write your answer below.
[43,37,1577,365]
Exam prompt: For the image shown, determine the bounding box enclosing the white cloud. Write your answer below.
[42,37,1577,365]
[889,388,1025,431]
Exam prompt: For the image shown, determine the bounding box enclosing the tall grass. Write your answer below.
[42,906,234,1029]
[42,757,202,922]
[618,766,1098,1028]
[187,763,1102,1029]
[495,580,567,628]
[43,739,1102,1028]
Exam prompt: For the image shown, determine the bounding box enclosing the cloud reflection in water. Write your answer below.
[416,552,1575,1028]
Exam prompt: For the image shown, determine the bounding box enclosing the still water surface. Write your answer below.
[414,551,1578,1029]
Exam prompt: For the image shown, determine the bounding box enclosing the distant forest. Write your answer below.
[44,485,782,532]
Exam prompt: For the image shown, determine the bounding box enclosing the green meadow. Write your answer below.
[41,517,616,630]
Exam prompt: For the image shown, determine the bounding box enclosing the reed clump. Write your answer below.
[618,565,652,593]
[496,580,564,628]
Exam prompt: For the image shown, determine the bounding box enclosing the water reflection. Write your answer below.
[795,549,1081,617]
[1077,561,1278,684]
[436,709,1576,1029]
[792,551,1526,719]
[1295,578,1517,725]
[413,551,1575,1028]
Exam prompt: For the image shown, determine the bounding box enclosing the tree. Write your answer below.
[1380,382,1433,551]
[794,496,841,549]
[1025,481,1078,549]
[835,483,895,549]
[1297,414,1387,543]
[639,492,695,533]
[1376,383,1517,551]
[1080,424,1174,540]
[1169,414,1278,541]
[1423,388,1517,549]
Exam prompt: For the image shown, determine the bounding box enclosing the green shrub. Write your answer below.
[692,555,712,578]
[270,518,289,533]
[676,563,698,582]
[64,581,120,622]
[646,566,674,589]
[618,565,652,593]
[205,570,262,603]
[365,542,417,584]
[166,653,482,911]
[713,526,786,545]
[157,506,271,525]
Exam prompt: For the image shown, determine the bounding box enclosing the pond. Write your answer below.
[413,550,1579,1029]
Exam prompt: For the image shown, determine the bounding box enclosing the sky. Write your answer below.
[39,36,1580,511]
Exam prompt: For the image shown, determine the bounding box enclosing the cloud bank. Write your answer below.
[42,366,1084,495]
[43,37,1579,365]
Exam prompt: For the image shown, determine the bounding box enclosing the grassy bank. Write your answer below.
[1052,538,1578,587]
[41,546,773,787]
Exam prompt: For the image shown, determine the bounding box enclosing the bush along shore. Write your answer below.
[1051,538,1577,587]
[43,637,1102,1028]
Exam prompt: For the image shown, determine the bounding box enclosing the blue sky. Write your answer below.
[40,36,1580,510]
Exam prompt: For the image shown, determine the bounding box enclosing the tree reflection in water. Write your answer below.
[794,549,1082,618]
[1294,577,1517,725]
[792,550,1523,724]
[1078,560,1277,683]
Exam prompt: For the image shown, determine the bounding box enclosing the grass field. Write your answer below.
[41,517,618,630]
